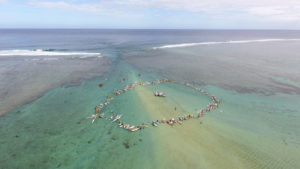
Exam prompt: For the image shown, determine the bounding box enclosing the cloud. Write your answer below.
[248,6,286,15]
[29,1,104,13]
[0,0,8,4]
[247,6,300,21]
[13,0,300,21]
[27,0,141,18]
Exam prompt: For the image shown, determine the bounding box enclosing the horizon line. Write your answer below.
[0,28,300,31]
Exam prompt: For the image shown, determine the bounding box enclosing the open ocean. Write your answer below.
[0,29,300,169]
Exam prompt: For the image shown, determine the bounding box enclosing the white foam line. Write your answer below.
[80,55,102,58]
[0,53,100,56]
[43,58,59,60]
[153,39,300,49]
[0,50,101,56]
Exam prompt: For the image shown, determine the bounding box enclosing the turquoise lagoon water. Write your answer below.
[0,30,300,168]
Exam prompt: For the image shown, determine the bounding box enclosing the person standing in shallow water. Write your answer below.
[175,107,176,110]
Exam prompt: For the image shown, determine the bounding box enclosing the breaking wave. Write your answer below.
[153,39,300,49]
[0,49,101,56]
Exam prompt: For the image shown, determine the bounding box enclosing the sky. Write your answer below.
[0,0,300,29]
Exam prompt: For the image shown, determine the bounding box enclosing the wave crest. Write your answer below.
[153,39,300,49]
[0,49,101,56]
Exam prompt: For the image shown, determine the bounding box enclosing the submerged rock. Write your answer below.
[123,142,130,148]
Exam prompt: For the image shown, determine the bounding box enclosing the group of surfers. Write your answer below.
[118,122,148,131]
[88,77,220,131]
[155,91,166,97]
[151,112,207,127]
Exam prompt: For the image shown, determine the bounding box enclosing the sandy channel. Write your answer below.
[132,82,300,169]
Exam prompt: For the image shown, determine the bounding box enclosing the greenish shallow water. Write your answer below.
[1,60,299,169]
[1,38,300,168]
[0,62,158,168]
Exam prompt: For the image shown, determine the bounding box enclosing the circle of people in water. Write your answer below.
[87,76,220,132]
